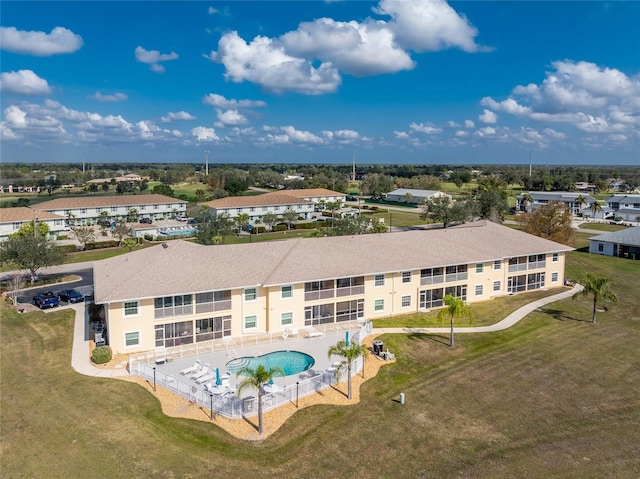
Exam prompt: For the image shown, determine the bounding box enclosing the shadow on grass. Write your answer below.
[539,307,590,323]
[406,332,450,346]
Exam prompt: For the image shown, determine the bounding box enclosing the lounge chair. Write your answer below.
[180,360,200,375]
[196,373,215,384]
[191,364,210,380]
[304,327,324,338]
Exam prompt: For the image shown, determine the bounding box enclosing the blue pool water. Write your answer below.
[226,350,315,377]
[158,228,196,237]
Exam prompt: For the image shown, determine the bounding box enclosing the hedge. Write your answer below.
[91,346,112,364]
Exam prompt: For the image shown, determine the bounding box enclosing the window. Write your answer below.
[244,315,257,329]
[195,316,231,341]
[80,208,87,214]
[402,271,411,283]
[445,284,467,301]
[153,204,159,210]
[155,321,193,348]
[494,260,501,270]
[476,263,484,274]
[374,299,384,312]
[124,301,138,316]
[195,290,231,313]
[598,243,604,252]
[493,281,501,292]
[551,272,559,283]
[401,295,411,308]
[140,205,146,211]
[281,285,293,299]
[375,274,385,287]
[552,253,559,263]
[475,285,483,296]
[12,222,22,230]
[154,295,192,318]
[420,288,444,309]
[244,288,257,302]
[281,312,293,326]
[111,207,117,212]
[124,331,140,347]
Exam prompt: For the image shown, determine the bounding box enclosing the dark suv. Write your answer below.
[139,218,152,224]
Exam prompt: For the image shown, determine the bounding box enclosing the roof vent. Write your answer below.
[162,243,169,249]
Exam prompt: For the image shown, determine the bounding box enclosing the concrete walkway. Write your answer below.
[70,303,129,378]
[374,284,583,336]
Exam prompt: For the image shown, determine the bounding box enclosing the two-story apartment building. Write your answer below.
[385,189,451,204]
[0,207,66,241]
[202,194,315,223]
[516,191,596,216]
[35,194,186,225]
[94,220,573,354]
[605,194,640,222]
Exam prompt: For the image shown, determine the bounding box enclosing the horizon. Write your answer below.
[1,1,639,165]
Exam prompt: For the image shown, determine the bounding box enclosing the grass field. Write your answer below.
[2,250,639,478]
[578,223,630,232]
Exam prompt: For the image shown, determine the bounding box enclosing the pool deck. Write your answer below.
[153,331,355,390]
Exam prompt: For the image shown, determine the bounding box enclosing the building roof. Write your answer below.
[35,194,184,210]
[263,188,345,199]
[0,207,64,223]
[606,194,640,203]
[387,188,443,197]
[93,220,574,304]
[202,194,311,209]
[517,191,595,202]
[589,226,640,247]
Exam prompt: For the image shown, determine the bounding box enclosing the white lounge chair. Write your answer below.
[196,373,215,384]
[180,360,200,375]
[304,327,324,338]
[191,364,210,380]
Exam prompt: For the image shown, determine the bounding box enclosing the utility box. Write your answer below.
[373,340,383,356]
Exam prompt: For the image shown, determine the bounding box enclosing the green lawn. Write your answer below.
[578,223,629,232]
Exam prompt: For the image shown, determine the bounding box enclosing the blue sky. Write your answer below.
[1,1,639,165]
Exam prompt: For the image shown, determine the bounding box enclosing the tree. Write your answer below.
[262,212,278,232]
[327,339,368,400]
[235,213,250,235]
[101,182,110,192]
[590,200,603,219]
[153,183,174,197]
[360,173,395,198]
[236,364,284,435]
[520,192,533,212]
[476,186,509,223]
[194,209,233,245]
[575,194,587,214]
[437,294,474,348]
[420,196,466,228]
[5,273,26,305]
[403,192,413,204]
[122,238,141,252]
[70,225,96,250]
[0,235,67,284]
[88,183,99,193]
[9,220,49,239]
[572,274,619,324]
[519,201,575,246]
[111,221,130,245]
[126,208,139,223]
[282,208,298,230]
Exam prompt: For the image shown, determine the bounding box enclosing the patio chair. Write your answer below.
[180,360,200,375]
[196,372,215,384]
[191,364,210,380]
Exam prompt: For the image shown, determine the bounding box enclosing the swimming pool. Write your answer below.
[158,228,196,237]
[226,350,315,377]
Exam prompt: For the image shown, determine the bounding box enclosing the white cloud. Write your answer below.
[373,0,484,53]
[281,125,325,144]
[216,109,248,126]
[160,111,196,123]
[479,109,498,124]
[0,70,51,95]
[2,104,66,139]
[481,97,530,116]
[394,131,410,139]
[191,126,219,142]
[454,130,468,137]
[447,120,460,127]
[206,31,341,95]
[475,126,496,137]
[202,93,266,109]
[89,91,128,102]
[0,26,83,56]
[208,6,218,15]
[135,46,179,73]
[410,122,442,134]
[464,119,475,128]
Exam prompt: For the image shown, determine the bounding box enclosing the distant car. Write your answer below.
[187,219,197,225]
[139,217,153,224]
[98,220,111,227]
[176,215,187,222]
[58,289,84,303]
[33,291,60,309]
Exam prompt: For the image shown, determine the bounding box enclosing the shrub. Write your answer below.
[84,240,119,250]
[57,235,68,240]
[57,244,77,253]
[273,224,287,232]
[251,226,266,234]
[91,346,112,364]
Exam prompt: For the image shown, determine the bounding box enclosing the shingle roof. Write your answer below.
[0,207,65,223]
[202,194,311,209]
[589,226,640,247]
[606,194,640,203]
[517,191,595,202]
[263,188,344,198]
[35,194,184,210]
[93,220,574,304]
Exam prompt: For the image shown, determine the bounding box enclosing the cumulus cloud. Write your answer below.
[208,6,218,15]
[410,122,442,134]
[479,109,498,124]
[464,119,475,128]
[203,93,266,109]
[191,126,219,141]
[89,91,128,102]
[0,70,51,95]
[281,125,325,144]
[160,111,196,123]
[2,104,67,140]
[216,109,248,126]
[394,130,410,139]
[322,129,361,142]
[447,120,460,127]
[135,46,179,73]
[0,26,83,56]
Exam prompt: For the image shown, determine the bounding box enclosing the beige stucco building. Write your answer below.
[93,220,573,354]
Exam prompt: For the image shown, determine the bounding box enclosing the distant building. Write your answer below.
[605,194,640,222]
[0,207,66,241]
[385,189,450,205]
[589,226,640,260]
[516,191,597,216]
[87,173,143,184]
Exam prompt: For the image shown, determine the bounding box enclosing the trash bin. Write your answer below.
[373,340,383,356]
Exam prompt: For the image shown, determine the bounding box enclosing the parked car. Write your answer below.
[33,291,60,309]
[58,289,84,303]
[187,219,197,225]
[176,215,187,222]
[139,217,153,224]
[98,220,111,227]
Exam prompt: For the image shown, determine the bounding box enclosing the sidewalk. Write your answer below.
[374,284,583,336]
[69,303,129,378]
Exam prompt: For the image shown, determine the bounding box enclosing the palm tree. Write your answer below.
[590,200,603,220]
[520,192,533,212]
[236,364,284,435]
[327,339,368,400]
[437,294,474,348]
[572,274,619,323]
[575,194,587,215]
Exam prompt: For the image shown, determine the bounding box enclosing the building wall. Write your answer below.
[589,240,616,256]
[0,218,67,241]
[212,203,314,222]
[104,252,568,354]
[42,202,186,225]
